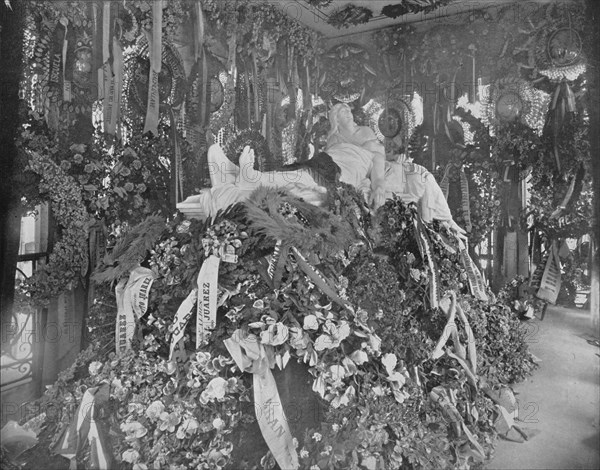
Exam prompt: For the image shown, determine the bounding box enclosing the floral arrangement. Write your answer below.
[496,275,545,319]
[15,109,174,303]
[124,0,190,44]
[18,110,173,228]
[17,184,537,470]
[87,130,172,226]
[18,151,90,306]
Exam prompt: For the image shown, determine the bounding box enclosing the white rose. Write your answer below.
[88,361,103,376]
[122,449,140,463]
[145,400,165,420]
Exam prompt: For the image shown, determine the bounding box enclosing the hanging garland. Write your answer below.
[381,0,452,18]
[453,103,592,242]
[202,0,321,61]
[307,0,334,7]
[327,4,373,29]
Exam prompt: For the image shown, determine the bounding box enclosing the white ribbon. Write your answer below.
[54,384,112,469]
[224,331,299,470]
[196,255,220,348]
[115,267,155,355]
[60,17,71,102]
[536,241,562,304]
[143,0,162,136]
[104,36,123,136]
[100,2,110,103]
[458,240,488,303]
[168,288,198,361]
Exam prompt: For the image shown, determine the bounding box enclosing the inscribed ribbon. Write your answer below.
[196,255,220,348]
[224,331,299,470]
[143,0,162,136]
[115,267,155,354]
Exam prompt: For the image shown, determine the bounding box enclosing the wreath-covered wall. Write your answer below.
[366,1,592,301]
[6,1,594,469]
[16,0,324,306]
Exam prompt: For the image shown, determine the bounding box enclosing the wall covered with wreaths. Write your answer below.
[2,1,597,470]
[16,0,326,306]
[315,1,593,296]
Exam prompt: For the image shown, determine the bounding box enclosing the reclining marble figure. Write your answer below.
[178,103,467,242]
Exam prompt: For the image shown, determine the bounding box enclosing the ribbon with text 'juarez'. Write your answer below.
[224,330,299,470]
[196,255,220,348]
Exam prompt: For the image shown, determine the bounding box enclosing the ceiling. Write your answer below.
[268,0,522,39]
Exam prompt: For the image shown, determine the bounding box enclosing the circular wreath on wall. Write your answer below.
[363,92,417,146]
[319,43,378,104]
[481,77,549,135]
[124,37,186,118]
[532,12,586,82]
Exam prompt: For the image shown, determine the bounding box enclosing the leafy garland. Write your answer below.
[21,186,537,470]
[327,4,373,29]
[307,0,334,7]
[381,0,453,18]
[20,152,90,306]
[202,0,321,61]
